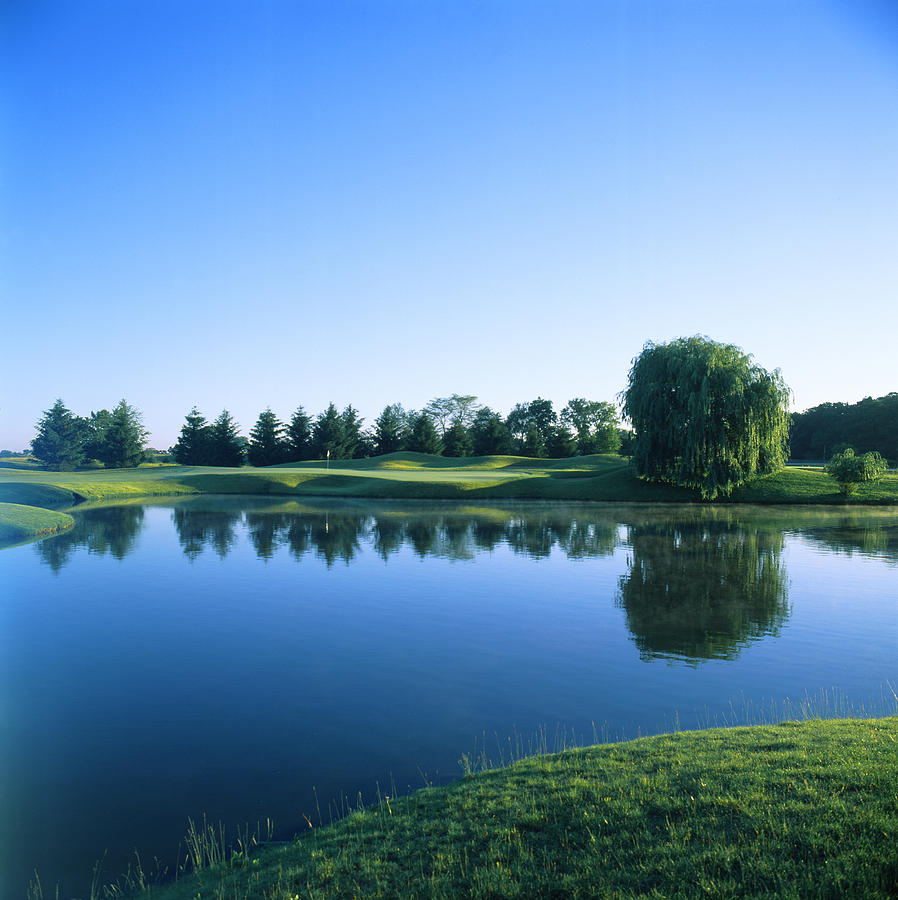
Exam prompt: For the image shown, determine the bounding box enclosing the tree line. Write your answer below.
[172,394,624,466]
[29,393,623,470]
[31,337,889,495]
[789,393,898,462]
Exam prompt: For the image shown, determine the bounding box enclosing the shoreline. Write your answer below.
[2,452,897,550]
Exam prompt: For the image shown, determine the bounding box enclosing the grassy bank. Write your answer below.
[2,453,897,549]
[0,501,74,545]
[90,717,898,900]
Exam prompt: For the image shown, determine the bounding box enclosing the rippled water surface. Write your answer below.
[2,498,897,896]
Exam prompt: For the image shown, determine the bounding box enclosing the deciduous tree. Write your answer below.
[824,448,887,495]
[622,336,791,500]
[561,398,621,455]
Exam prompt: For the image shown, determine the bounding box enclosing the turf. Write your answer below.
[0,501,74,545]
[107,717,898,900]
[2,454,897,550]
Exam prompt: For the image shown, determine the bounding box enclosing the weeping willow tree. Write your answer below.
[622,336,791,500]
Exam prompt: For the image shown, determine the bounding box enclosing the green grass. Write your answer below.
[2,454,897,550]
[87,717,898,900]
[0,501,74,545]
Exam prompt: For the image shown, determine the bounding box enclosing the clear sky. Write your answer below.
[2,0,897,450]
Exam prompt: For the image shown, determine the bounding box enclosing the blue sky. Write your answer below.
[2,0,897,450]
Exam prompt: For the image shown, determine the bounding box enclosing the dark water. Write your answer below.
[2,498,897,897]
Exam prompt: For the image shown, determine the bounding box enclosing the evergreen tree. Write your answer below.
[521,424,545,458]
[469,407,513,456]
[248,408,289,466]
[94,400,149,468]
[311,403,346,460]
[286,407,312,461]
[373,404,408,455]
[443,421,473,457]
[31,399,85,470]
[341,405,365,458]
[172,407,212,465]
[208,410,245,466]
[406,412,442,455]
[548,423,577,458]
[82,409,113,462]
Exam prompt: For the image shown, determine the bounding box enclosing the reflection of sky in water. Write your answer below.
[2,500,897,898]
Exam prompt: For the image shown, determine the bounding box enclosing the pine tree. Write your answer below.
[208,410,245,466]
[31,399,85,470]
[287,407,312,461]
[442,422,472,458]
[172,407,212,465]
[248,409,288,466]
[94,400,149,468]
[406,412,442,455]
[373,404,408,455]
[341,405,365,458]
[311,403,346,460]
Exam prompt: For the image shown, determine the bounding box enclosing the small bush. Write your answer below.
[825,448,887,495]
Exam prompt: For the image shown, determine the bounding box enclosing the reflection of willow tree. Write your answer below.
[35,506,146,573]
[171,507,241,560]
[616,519,790,663]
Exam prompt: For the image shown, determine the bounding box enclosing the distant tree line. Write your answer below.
[789,393,898,462]
[171,394,624,467]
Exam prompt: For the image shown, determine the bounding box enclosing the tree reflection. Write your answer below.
[308,511,367,567]
[800,520,898,564]
[34,505,146,573]
[34,499,626,570]
[172,507,240,560]
[616,517,790,663]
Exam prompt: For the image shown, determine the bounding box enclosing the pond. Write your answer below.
[2,498,897,897]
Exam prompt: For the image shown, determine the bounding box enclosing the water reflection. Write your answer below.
[35,505,145,573]
[32,499,898,668]
[172,506,240,560]
[162,500,622,566]
[616,513,790,663]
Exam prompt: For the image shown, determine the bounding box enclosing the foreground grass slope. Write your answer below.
[2,454,897,548]
[0,502,73,545]
[128,718,898,900]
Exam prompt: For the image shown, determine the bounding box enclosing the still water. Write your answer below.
[2,498,897,896]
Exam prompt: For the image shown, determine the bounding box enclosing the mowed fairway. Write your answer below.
[0,453,693,508]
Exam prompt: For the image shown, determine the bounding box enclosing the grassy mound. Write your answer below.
[0,502,73,545]
[116,718,898,900]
